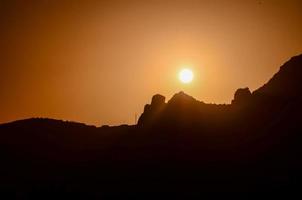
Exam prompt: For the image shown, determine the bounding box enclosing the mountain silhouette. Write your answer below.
[1,54,302,197]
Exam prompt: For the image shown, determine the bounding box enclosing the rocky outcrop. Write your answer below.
[151,94,165,107]
[137,94,166,125]
[231,88,252,106]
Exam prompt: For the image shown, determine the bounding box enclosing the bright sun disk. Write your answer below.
[179,68,193,84]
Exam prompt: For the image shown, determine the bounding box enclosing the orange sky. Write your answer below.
[1,0,302,125]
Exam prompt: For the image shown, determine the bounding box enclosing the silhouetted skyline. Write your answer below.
[1,54,302,197]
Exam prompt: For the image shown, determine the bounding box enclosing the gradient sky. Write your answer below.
[1,0,302,125]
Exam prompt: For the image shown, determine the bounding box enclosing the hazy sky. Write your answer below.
[1,0,302,125]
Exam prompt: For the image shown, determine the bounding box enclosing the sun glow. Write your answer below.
[179,68,194,84]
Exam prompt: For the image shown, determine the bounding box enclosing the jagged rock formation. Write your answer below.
[138,54,302,128]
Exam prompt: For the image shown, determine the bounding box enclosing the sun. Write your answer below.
[179,68,194,84]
